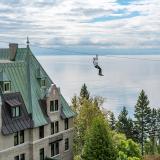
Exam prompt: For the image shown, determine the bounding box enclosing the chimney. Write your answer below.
[9,43,18,61]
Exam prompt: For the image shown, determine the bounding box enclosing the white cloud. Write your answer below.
[0,0,159,49]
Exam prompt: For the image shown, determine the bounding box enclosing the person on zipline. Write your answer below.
[93,54,104,76]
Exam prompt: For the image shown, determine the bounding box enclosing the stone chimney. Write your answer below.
[9,43,18,61]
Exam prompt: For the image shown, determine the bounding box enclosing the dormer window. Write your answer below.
[3,81,11,92]
[50,100,59,112]
[6,98,22,118]
[41,79,46,87]
[12,106,20,118]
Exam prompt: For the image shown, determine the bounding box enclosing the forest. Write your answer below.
[72,84,160,160]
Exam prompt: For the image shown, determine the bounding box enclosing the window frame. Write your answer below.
[50,100,59,112]
[65,138,69,151]
[51,122,54,135]
[20,154,25,160]
[40,79,46,87]
[55,121,59,133]
[14,155,19,160]
[3,81,11,93]
[55,100,58,111]
[39,126,44,139]
[64,118,69,130]
[20,130,24,144]
[40,148,44,160]
[12,106,21,118]
[14,132,19,146]
[50,100,54,112]
[51,142,59,157]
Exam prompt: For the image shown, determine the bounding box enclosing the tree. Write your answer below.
[79,83,90,104]
[72,84,104,156]
[71,94,79,112]
[82,117,117,160]
[112,132,141,160]
[134,90,151,155]
[116,107,134,139]
[110,112,116,130]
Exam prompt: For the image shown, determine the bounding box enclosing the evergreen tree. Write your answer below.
[116,107,134,139]
[110,112,116,130]
[134,90,151,155]
[82,117,117,160]
[79,83,90,102]
[147,108,158,154]
[156,109,160,145]
[72,85,104,156]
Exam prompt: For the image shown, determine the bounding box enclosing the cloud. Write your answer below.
[0,0,159,50]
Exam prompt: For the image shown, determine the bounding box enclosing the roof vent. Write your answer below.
[9,43,18,61]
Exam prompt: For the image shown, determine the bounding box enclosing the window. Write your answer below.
[3,81,11,92]
[51,142,59,157]
[40,148,44,160]
[51,122,54,135]
[50,101,54,111]
[20,154,25,160]
[41,79,46,87]
[14,155,19,160]
[55,100,58,111]
[39,126,44,139]
[64,118,69,130]
[14,132,19,146]
[51,121,59,135]
[14,154,25,160]
[55,121,59,133]
[50,100,59,112]
[14,131,25,146]
[65,138,69,151]
[12,106,20,118]
[20,130,24,144]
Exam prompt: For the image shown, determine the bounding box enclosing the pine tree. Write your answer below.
[148,108,158,154]
[109,112,116,130]
[116,107,134,139]
[157,109,160,145]
[82,117,117,160]
[134,90,151,155]
[79,83,90,104]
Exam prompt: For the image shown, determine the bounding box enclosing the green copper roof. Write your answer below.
[0,70,10,81]
[0,49,10,60]
[0,46,75,127]
[60,95,76,118]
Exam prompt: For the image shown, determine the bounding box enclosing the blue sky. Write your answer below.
[0,0,160,54]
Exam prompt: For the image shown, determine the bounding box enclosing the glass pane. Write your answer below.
[51,143,55,157]
[65,118,69,130]
[40,148,44,160]
[55,100,58,111]
[14,156,19,160]
[65,138,69,150]
[51,123,54,135]
[14,132,19,146]
[55,121,59,133]
[16,106,20,117]
[20,130,24,144]
[55,142,59,155]
[20,154,25,160]
[50,101,54,111]
[12,108,16,117]
[4,82,10,91]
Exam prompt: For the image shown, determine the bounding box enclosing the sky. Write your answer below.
[0,0,160,54]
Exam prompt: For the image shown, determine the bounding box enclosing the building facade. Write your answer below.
[0,42,76,160]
